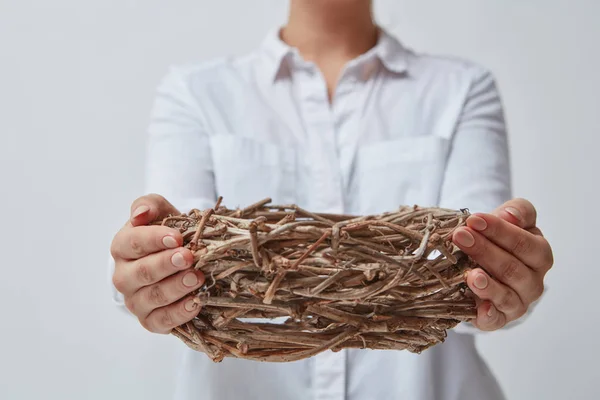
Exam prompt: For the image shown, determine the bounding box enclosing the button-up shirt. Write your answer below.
[110,27,512,400]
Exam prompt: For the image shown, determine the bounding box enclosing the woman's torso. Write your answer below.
[149,28,507,400]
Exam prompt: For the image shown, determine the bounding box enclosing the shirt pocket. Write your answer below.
[209,135,297,208]
[350,135,450,214]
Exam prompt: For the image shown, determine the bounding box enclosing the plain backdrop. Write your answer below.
[1,1,599,399]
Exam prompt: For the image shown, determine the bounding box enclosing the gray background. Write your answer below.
[1,0,598,399]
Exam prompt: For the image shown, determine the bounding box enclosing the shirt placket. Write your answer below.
[295,63,345,215]
[293,60,347,400]
[332,66,364,214]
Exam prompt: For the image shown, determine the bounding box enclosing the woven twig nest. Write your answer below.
[156,197,478,363]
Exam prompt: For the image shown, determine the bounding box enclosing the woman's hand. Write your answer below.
[451,198,554,331]
[110,194,205,334]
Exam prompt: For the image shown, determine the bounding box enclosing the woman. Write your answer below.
[109,1,554,399]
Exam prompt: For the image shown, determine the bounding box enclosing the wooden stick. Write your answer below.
[158,198,477,363]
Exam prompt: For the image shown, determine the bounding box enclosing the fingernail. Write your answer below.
[171,252,186,268]
[162,236,179,249]
[474,273,488,290]
[487,304,496,318]
[183,272,198,287]
[454,230,475,247]
[184,298,198,312]
[505,207,522,221]
[469,216,487,231]
[132,205,150,219]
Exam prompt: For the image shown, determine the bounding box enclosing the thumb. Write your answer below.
[129,193,180,227]
[491,198,537,230]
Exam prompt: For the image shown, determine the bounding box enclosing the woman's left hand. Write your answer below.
[451,198,554,331]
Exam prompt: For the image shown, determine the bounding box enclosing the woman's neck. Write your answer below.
[281,0,377,101]
[282,0,377,62]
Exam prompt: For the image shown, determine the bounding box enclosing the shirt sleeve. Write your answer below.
[438,67,512,215]
[437,67,540,335]
[108,65,217,311]
[143,65,217,213]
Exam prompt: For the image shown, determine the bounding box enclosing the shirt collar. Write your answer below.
[373,27,410,74]
[259,26,410,83]
[259,27,293,81]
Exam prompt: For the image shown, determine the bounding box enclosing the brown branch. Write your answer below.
[157,198,478,363]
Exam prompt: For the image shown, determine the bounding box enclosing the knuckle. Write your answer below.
[496,290,517,313]
[540,238,555,270]
[140,318,157,333]
[528,227,543,237]
[129,235,145,258]
[110,238,119,259]
[147,284,168,307]
[532,281,545,302]
[110,230,126,259]
[159,308,175,331]
[112,271,125,292]
[143,312,171,334]
[124,297,136,314]
[511,234,532,256]
[484,219,499,237]
[171,308,186,325]
[135,261,154,285]
[545,253,555,271]
[514,304,527,320]
[501,259,522,283]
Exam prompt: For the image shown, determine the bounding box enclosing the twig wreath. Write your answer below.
[154,197,477,363]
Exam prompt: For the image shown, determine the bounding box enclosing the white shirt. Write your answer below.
[111,27,513,400]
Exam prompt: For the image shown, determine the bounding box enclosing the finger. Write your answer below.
[112,247,194,296]
[452,228,540,304]
[111,225,183,261]
[472,301,507,331]
[128,268,205,319]
[466,268,527,322]
[129,193,180,227]
[466,213,554,272]
[491,198,537,229]
[527,226,544,237]
[142,295,202,334]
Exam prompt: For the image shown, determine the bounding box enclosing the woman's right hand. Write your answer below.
[110,194,205,334]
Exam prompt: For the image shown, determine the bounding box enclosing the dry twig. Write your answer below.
[156,197,477,363]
